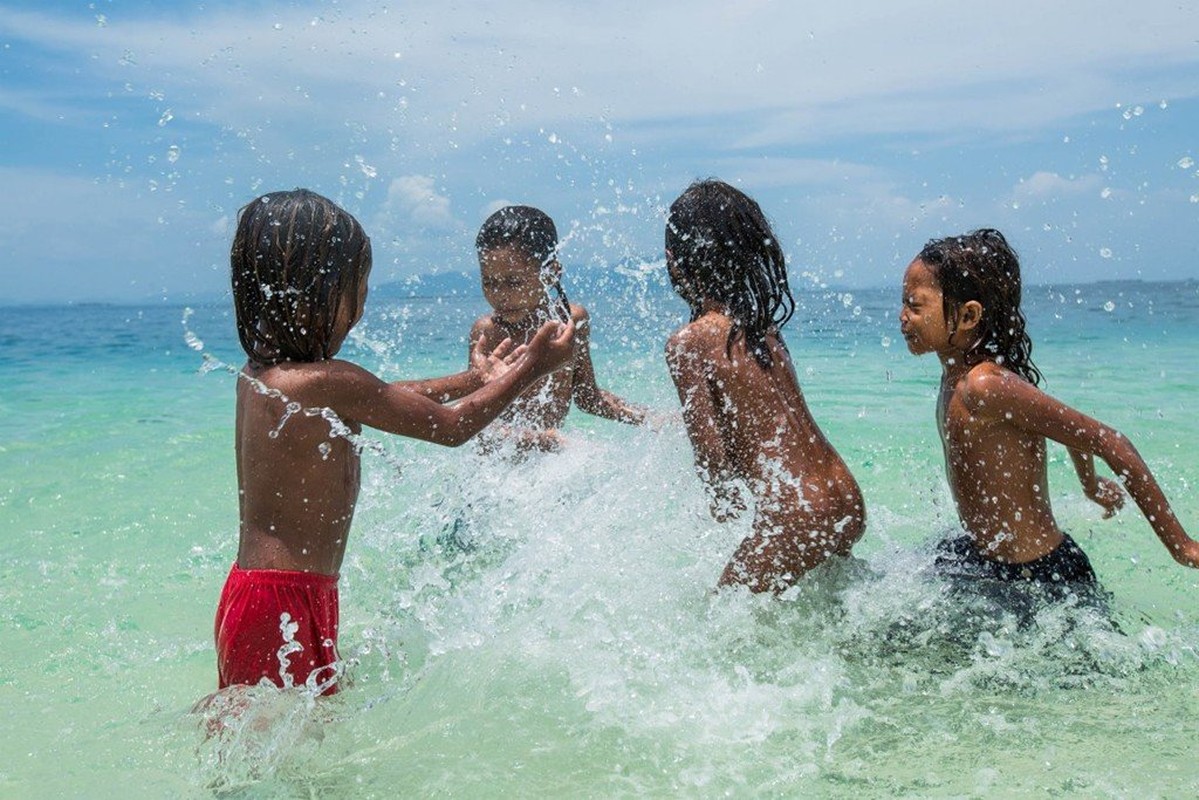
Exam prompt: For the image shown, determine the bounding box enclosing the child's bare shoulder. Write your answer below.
[957,361,1026,411]
[666,316,726,361]
[471,313,497,334]
[470,314,503,347]
[250,358,378,404]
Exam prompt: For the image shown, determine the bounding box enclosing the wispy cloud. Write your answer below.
[1,1,1197,301]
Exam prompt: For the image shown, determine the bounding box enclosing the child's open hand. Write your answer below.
[470,333,520,384]
[524,317,576,379]
[1086,476,1125,519]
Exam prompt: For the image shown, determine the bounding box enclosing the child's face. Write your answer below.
[899,259,953,356]
[480,246,553,323]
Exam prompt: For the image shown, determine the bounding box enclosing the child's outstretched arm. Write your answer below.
[332,319,576,447]
[666,330,745,521]
[963,366,1199,567]
[569,306,647,425]
[392,332,517,403]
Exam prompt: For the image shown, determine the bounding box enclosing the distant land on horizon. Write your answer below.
[2,269,1195,309]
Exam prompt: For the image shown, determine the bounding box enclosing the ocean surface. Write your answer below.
[2,272,1197,797]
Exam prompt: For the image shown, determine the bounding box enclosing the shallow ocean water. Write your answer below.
[1,276,1197,797]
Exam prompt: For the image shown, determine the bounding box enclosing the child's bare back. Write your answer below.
[669,311,865,589]
[235,360,365,576]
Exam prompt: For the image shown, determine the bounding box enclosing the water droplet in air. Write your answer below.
[355,155,377,178]
[167,145,180,164]
[1100,187,1112,199]
[1178,157,1195,169]
[1103,300,1116,312]
[157,109,173,127]
[96,14,107,26]
[1099,248,1113,259]
[273,22,284,30]
[880,336,892,348]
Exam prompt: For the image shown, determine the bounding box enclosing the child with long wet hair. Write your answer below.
[665,179,865,593]
[215,189,575,696]
[467,204,646,451]
[900,228,1199,609]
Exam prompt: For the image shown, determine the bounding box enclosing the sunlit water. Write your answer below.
[2,276,1197,797]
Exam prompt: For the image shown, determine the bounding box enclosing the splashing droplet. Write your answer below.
[1099,248,1113,259]
[355,155,377,178]
[1103,300,1116,312]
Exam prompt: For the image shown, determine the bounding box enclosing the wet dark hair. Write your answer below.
[231,188,371,365]
[917,228,1042,385]
[665,179,794,368]
[475,204,569,322]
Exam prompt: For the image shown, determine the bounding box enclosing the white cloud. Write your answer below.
[1012,171,1103,200]
[4,1,1198,150]
[375,175,458,231]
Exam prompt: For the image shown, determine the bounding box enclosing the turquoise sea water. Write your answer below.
[2,274,1197,797]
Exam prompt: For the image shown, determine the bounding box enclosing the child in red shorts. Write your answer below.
[217,189,575,694]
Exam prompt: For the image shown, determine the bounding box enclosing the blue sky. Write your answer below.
[1,1,1197,303]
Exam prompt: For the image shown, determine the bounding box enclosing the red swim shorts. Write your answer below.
[214,563,342,695]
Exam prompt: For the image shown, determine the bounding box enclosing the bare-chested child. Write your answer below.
[466,205,646,451]
[900,228,1199,605]
[664,179,866,593]
[216,189,574,695]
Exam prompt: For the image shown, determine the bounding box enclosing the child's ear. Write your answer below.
[958,300,984,333]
